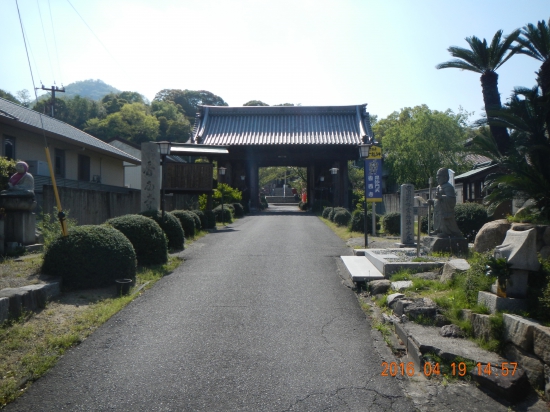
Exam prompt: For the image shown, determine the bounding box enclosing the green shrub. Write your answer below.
[454,203,489,242]
[312,199,331,214]
[170,210,196,239]
[107,214,168,266]
[322,207,332,219]
[192,210,207,230]
[298,201,308,211]
[203,210,216,229]
[38,208,78,248]
[0,157,17,190]
[139,210,184,251]
[232,203,245,218]
[329,207,347,222]
[42,225,136,290]
[383,212,401,235]
[188,211,202,231]
[213,205,233,222]
[333,209,352,226]
[350,210,381,233]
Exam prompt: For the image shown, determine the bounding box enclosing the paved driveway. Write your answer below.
[6,207,414,411]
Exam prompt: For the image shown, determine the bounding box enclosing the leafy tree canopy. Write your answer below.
[374,105,470,188]
[243,100,269,106]
[154,89,228,120]
[84,102,159,143]
[0,89,21,104]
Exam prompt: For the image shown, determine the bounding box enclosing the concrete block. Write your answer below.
[495,228,540,272]
[533,325,550,365]
[0,297,8,323]
[407,339,423,371]
[20,284,48,309]
[394,321,409,347]
[40,282,61,300]
[423,236,468,254]
[394,300,413,317]
[472,313,492,341]
[391,280,413,291]
[504,343,545,389]
[0,288,24,319]
[503,314,541,352]
[440,259,470,283]
[470,364,530,403]
[477,291,528,314]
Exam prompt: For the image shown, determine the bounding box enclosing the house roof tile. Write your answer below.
[0,97,140,164]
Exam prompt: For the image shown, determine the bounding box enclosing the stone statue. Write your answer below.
[427,168,462,238]
[2,161,35,197]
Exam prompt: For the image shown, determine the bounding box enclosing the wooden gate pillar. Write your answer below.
[248,159,259,210]
[307,163,315,208]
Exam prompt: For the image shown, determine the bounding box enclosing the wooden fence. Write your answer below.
[42,185,199,225]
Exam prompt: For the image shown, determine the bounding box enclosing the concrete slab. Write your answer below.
[355,248,444,277]
[340,256,384,282]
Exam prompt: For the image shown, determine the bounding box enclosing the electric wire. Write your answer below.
[36,0,56,85]
[48,0,64,85]
[65,0,130,78]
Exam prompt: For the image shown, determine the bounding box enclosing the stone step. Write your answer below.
[340,256,384,283]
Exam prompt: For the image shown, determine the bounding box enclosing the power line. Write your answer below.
[65,0,129,77]
[36,0,56,84]
[48,0,64,85]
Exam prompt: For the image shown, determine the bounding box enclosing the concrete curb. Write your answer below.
[0,279,62,323]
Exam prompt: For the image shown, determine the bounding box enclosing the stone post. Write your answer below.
[399,184,415,247]
[141,142,161,212]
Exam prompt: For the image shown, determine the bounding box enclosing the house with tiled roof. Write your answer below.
[0,97,140,191]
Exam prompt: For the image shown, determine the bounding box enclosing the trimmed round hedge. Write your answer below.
[192,210,207,230]
[42,225,136,290]
[350,210,381,233]
[188,211,202,231]
[333,209,352,226]
[139,210,185,251]
[383,212,401,235]
[322,207,332,219]
[298,201,308,211]
[213,205,233,222]
[170,210,196,239]
[107,214,168,266]
[329,207,347,222]
[203,210,216,229]
[232,203,245,218]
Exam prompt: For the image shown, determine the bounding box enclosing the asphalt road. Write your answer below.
[7,206,415,411]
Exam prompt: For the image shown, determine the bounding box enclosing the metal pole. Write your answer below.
[417,212,421,257]
[428,177,433,234]
[161,154,166,220]
[372,202,376,236]
[364,199,368,248]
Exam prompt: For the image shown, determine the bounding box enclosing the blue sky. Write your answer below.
[1,0,547,121]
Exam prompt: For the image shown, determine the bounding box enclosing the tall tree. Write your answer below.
[472,86,550,219]
[243,100,269,106]
[0,89,21,104]
[154,89,228,121]
[515,18,550,136]
[374,105,470,188]
[437,29,521,155]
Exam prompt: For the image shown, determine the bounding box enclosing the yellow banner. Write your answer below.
[367,145,382,159]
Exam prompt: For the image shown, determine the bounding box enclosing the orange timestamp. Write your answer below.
[381,361,518,377]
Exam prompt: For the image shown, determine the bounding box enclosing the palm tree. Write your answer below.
[472,86,550,219]
[515,18,550,135]
[437,29,521,155]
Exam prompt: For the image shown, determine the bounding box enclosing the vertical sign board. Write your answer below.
[365,145,382,203]
[141,142,161,212]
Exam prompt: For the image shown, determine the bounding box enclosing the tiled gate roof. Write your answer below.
[192,105,374,146]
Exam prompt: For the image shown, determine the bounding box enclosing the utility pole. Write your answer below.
[38,85,65,118]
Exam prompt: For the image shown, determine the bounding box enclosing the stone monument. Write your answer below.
[423,168,468,253]
[0,161,37,251]
[141,142,161,212]
[396,183,415,247]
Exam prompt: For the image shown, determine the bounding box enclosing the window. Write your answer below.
[78,155,90,181]
[54,149,65,178]
[3,136,15,160]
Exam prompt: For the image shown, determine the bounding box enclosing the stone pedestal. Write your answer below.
[423,236,468,254]
[478,291,528,314]
[5,211,36,245]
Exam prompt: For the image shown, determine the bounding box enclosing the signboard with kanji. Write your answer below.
[367,145,382,159]
[365,158,382,202]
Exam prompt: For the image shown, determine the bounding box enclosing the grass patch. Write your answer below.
[0,256,181,407]
[318,217,364,241]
